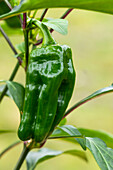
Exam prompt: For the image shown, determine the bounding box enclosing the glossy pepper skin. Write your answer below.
[18,44,75,144]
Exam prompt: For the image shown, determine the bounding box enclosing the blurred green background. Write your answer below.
[0,8,113,170]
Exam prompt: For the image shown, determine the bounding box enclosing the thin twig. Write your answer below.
[23,13,27,30]
[48,135,82,139]
[0,25,17,55]
[63,86,113,118]
[0,26,22,102]
[32,10,38,18]
[40,8,48,21]
[0,141,21,158]
[23,13,29,69]
[50,8,73,33]
[0,61,20,102]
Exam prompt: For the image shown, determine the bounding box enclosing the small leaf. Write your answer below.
[58,118,67,126]
[79,128,113,149]
[50,125,82,138]
[6,81,25,111]
[26,148,87,170]
[86,137,113,170]
[16,42,25,53]
[42,19,68,35]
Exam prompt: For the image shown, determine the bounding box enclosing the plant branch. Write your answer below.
[40,8,48,21]
[14,144,30,170]
[64,85,113,118]
[0,25,17,55]
[50,8,73,33]
[0,25,22,64]
[0,61,20,102]
[0,141,21,158]
[23,13,29,69]
[48,135,82,139]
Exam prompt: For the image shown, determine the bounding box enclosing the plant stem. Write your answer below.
[64,85,113,118]
[23,13,29,70]
[14,144,29,170]
[23,13,27,30]
[0,25,22,64]
[60,8,73,19]
[48,135,82,139]
[0,25,17,55]
[40,8,48,21]
[0,61,20,102]
[0,141,21,158]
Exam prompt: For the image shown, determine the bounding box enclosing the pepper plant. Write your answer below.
[0,0,113,170]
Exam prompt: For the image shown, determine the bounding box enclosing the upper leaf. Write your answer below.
[1,0,113,20]
[86,137,113,170]
[50,125,86,150]
[50,125,82,138]
[42,19,68,35]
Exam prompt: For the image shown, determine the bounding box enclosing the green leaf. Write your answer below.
[0,84,11,97]
[16,42,25,53]
[50,125,86,150]
[50,125,82,138]
[26,148,87,170]
[6,81,25,112]
[86,137,113,170]
[8,0,20,7]
[42,19,68,35]
[0,0,21,28]
[58,118,67,126]
[64,84,113,117]
[79,128,113,149]
[1,0,113,20]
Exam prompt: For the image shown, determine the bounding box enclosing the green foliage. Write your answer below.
[42,19,68,35]
[0,0,21,28]
[86,137,113,170]
[6,81,25,112]
[51,125,82,138]
[26,148,87,170]
[1,0,113,20]
[0,0,113,169]
[79,128,113,149]
[0,85,11,97]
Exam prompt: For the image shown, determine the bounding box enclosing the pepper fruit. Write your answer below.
[18,20,76,144]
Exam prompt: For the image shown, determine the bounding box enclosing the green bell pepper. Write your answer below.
[18,20,76,145]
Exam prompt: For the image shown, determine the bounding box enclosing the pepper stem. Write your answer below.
[33,20,56,46]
